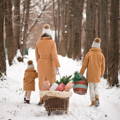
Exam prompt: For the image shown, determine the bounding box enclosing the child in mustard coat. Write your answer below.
[23,60,38,104]
[80,38,105,107]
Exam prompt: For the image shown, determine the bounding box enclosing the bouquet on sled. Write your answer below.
[41,75,73,92]
[40,75,73,100]
[51,75,73,91]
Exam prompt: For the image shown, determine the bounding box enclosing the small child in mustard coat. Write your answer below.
[23,60,38,104]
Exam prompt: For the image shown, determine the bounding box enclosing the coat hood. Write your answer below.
[41,37,52,40]
[89,48,102,53]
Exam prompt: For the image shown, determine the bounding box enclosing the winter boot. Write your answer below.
[89,100,96,106]
[24,98,26,103]
[25,99,30,104]
[95,95,100,107]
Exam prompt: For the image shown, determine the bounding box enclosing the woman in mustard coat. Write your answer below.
[80,38,105,107]
[35,24,60,104]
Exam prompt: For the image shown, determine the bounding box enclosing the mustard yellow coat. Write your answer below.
[23,68,38,91]
[80,48,105,83]
[35,37,60,90]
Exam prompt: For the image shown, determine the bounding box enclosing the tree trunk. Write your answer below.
[84,0,96,55]
[67,0,74,58]
[0,0,6,75]
[13,0,21,49]
[72,0,84,59]
[59,0,84,59]
[99,0,108,78]
[52,0,57,43]
[59,0,69,56]
[57,0,61,50]
[4,0,16,65]
[108,0,119,87]
[119,1,120,72]
[21,0,31,55]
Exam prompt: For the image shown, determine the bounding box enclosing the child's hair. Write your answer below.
[94,37,101,43]
[27,60,33,65]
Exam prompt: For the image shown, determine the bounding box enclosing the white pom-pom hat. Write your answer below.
[42,24,52,36]
[92,37,101,48]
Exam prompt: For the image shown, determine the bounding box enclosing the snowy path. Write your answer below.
[100,93,120,120]
[0,53,120,120]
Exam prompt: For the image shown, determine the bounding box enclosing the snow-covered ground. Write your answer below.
[0,49,120,120]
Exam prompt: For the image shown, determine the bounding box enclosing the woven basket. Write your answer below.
[43,96,69,116]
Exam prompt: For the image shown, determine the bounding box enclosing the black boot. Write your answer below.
[24,98,26,103]
[25,100,30,104]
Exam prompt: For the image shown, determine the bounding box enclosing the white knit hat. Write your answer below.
[42,28,52,36]
[42,24,52,36]
[27,64,34,69]
[27,60,34,69]
[92,38,101,48]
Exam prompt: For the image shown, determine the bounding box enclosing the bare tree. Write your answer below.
[52,0,58,47]
[13,0,21,49]
[59,0,69,56]
[84,0,96,55]
[72,0,84,59]
[0,0,6,76]
[59,0,84,59]
[108,0,119,86]
[27,1,51,35]
[99,0,108,78]
[21,0,31,55]
[20,0,52,54]
[4,0,16,65]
